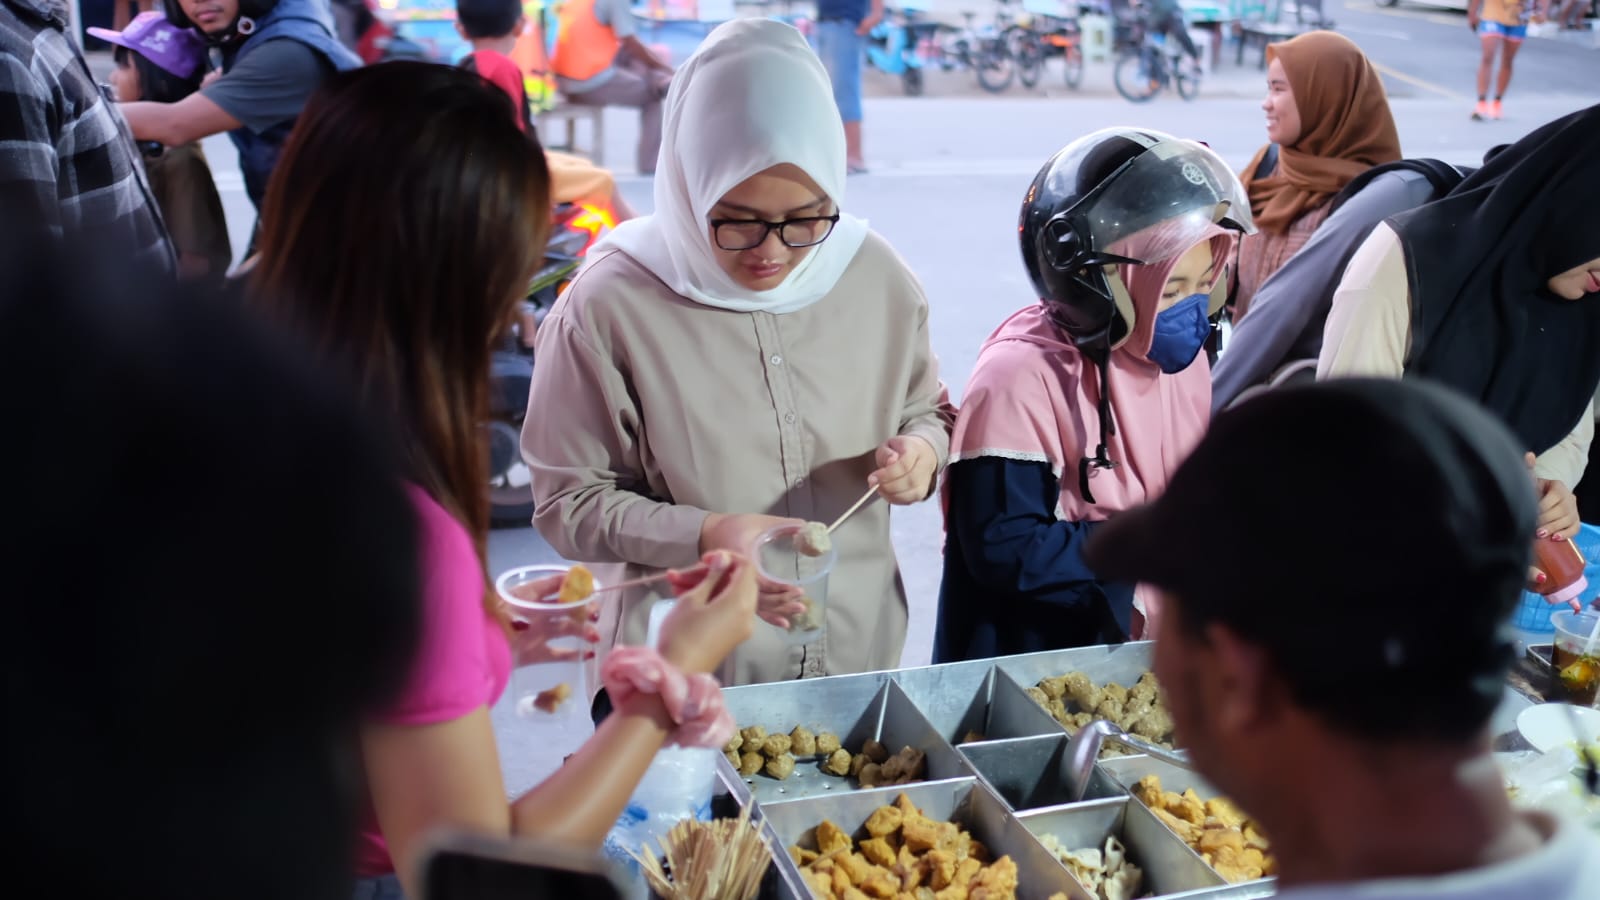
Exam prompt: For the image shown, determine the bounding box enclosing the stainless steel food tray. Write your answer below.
[719,644,1298,898]
[721,679,973,805]
[1098,755,1278,895]
[714,644,1544,898]
[763,777,1084,900]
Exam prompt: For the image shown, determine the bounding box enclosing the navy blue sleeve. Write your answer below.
[946,456,1132,610]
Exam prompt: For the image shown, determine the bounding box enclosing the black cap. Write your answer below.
[1087,378,1537,739]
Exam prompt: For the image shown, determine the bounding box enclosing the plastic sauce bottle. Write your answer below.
[1534,538,1589,606]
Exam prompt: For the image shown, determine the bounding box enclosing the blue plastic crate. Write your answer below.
[1513,523,1600,632]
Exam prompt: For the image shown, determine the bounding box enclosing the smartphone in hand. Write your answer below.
[418,830,626,900]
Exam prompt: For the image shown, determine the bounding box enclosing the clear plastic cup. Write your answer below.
[753,524,836,646]
[1551,610,1600,708]
[496,565,602,721]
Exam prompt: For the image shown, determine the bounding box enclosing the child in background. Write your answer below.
[456,0,636,220]
[91,13,232,282]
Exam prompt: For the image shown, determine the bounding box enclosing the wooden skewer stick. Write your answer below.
[827,484,881,534]
[589,566,705,596]
[588,489,878,597]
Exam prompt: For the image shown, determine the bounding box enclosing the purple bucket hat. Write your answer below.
[88,12,207,80]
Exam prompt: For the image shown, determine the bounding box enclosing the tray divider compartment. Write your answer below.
[889,657,997,745]
[960,734,1129,812]
[991,667,1078,740]
[881,680,974,785]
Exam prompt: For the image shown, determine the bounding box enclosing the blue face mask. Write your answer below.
[1147,293,1212,374]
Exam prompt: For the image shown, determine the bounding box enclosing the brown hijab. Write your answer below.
[1240,31,1401,235]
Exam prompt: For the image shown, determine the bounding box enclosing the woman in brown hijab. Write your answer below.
[1230,31,1401,322]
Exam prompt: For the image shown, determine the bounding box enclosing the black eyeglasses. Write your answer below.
[708,214,841,252]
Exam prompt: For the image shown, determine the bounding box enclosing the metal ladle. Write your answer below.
[1066,719,1194,802]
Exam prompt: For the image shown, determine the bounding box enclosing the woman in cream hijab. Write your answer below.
[522,18,954,692]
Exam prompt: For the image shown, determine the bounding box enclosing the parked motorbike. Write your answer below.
[867,10,941,96]
[486,202,614,527]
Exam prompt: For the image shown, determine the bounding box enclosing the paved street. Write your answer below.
[190,1,1596,788]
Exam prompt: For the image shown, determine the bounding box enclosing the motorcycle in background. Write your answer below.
[486,202,614,527]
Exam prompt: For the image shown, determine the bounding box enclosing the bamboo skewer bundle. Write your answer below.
[629,802,773,900]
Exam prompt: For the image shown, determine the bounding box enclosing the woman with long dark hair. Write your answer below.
[249,61,757,898]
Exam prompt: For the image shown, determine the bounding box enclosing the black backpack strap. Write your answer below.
[1329,159,1472,215]
[1253,143,1280,181]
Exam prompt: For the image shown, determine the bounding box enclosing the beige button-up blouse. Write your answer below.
[521,233,956,686]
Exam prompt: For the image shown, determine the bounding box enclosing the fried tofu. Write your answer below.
[860,871,900,899]
[968,855,1018,899]
[922,850,957,890]
[1199,826,1245,855]
[1151,806,1202,844]
[860,837,897,868]
[1167,788,1206,825]
[817,819,853,856]
[839,852,878,885]
[803,869,837,900]
[953,857,983,886]
[1204,797,1247,830]
[865,806,904,838]
[897,844,919,871]
[1133,774,1165,808]
[1211,845,1264,883]
[901,815,942,854]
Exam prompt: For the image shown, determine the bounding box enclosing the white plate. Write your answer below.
[1516,704,1600,754]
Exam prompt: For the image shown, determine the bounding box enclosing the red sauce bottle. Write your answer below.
[1534,538,1589,606]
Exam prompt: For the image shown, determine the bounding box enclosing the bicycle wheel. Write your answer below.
[902,65,925,96]
[1062,43,1084,89]
[975,40,1016,92]
[1174,55,1202,101]
[1113,49,1160,103]
[1009,28,1044,88]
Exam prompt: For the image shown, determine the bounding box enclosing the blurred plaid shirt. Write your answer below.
[1,0,174,271]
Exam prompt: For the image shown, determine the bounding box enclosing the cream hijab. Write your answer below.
[593,18,869,314]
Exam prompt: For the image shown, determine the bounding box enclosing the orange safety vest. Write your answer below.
[550,0,622,82]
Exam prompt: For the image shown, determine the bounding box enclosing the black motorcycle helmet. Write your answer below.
[1019,127,1253,503]
[163,0,282,43]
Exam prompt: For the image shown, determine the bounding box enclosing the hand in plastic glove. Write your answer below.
[699,512,808,626]
[658,551,759,675]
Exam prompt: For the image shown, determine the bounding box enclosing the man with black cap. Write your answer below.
[1087,378,1599,899]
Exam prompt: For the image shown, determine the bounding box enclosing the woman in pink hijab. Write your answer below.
[934,129,1252,660]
